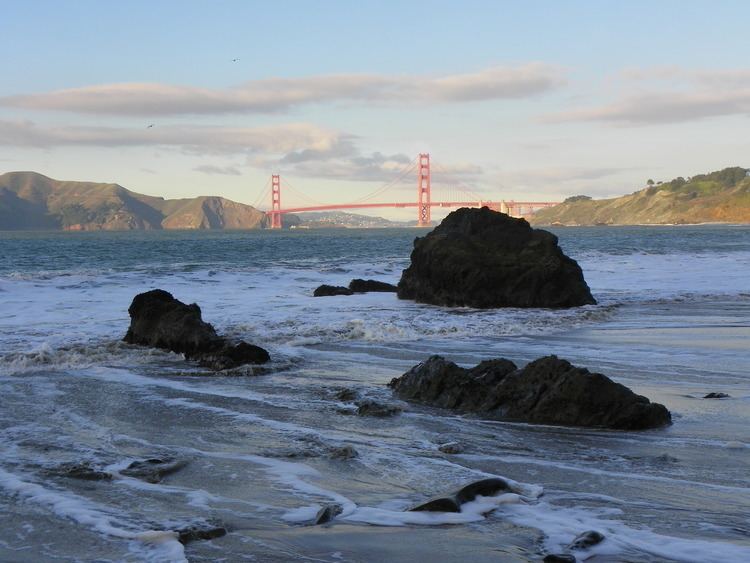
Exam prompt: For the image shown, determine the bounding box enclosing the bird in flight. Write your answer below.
[231,58,240,62]
[147,124,155,128]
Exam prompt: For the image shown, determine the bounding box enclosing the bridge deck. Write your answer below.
[277,201,558,214]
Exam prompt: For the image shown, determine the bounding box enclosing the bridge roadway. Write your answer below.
[277,200,558,214]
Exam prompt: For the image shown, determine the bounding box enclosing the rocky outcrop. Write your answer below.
[314,504,343,525]
[397,207,596,308]
[50,462,112,481]
[348,279,398,293]
[409,478,516,513]
[704,392,730,399]
[120,458,187,484]
[313,285,354,297]
[123,290,269,370]
[176,524,227,544]
[568,530,605,550]
[438,442,464,454]
[389,355,671,430]
[355,399,402,417]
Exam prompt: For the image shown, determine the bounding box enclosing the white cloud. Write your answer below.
[0,119,345,155]
[546,66,750,125]
[193,164,242,176]
[0,64,565,116]
[544,90,750,125]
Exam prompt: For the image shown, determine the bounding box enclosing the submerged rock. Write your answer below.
[348,279,398,293]
[197,341,270,370]
[408,477,518,513]
[120,458,187,484]
[438,441,464,454]
[704,392,730,399]
[329,445,358,460]
[454,478,512,504]
[333,388,359,402]
[544,555,576,563]
[176,525,227,544]
[389,355,672,430]
[313,285,354,297]
[51,462,112,481]
[397,207,596,308]
[409,496,461,513]
[314,503,343,525]
[355,399,402,417]
[568,530,605,550]
[123,289,270,370]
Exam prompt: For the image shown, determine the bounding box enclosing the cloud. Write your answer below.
[0,119,345,155]
[193,164,242,176]
[620,66,750,88]
[546,66,750,125]
[544,90,750,125]
[0,119,483,185]
[487,166,630,198]
[257,148,483,184]
[276,151,415,182]
[502,167,626,183]
[0,64,565,116]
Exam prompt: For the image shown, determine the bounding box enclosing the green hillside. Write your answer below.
[532,167,750,226]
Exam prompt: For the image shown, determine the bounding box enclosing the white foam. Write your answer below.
[501,501,750,563]
[0,467,187,562]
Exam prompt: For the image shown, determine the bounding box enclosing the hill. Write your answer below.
[531,167,750,226]
[295,211,413,228]
[0,171,283,230]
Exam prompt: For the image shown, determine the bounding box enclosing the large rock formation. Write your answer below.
[389,355,671,430]
[397,207,596,308]
[123,289,269,370]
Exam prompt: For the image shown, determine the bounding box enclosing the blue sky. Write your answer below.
[2,0,749,219]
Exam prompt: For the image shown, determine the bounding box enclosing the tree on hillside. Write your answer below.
[646,179,655,186]
[564,195,592,203]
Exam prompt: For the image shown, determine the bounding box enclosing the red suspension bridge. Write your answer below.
[255,153,559,228]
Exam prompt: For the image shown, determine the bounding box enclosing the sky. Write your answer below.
[2,0,750,220]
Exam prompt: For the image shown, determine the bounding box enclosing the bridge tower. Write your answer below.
[269,174,282,229]
[417,153,431,227]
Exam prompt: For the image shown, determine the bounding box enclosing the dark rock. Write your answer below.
[568,530,605,550]
[314,503,343,525]
[52,462,112,481]
[704,392,730,399]
[409,496,461,513]
[329,445,358,459]
[333,388,359,402]
[389,355,672,430]
[408,477,518,513]
[348,279,398,293]
[123,289,270,369]
[397,207,596,308]
[120,458,187,484]
[438,441,463,454]
[176,525,227,544]
[355,399,402,417]
[454,478,512,504]
[198,341,271,370]
[544,555,577,563]
[313,285,354,297]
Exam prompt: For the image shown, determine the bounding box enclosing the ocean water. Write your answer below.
[0,226,748,562]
